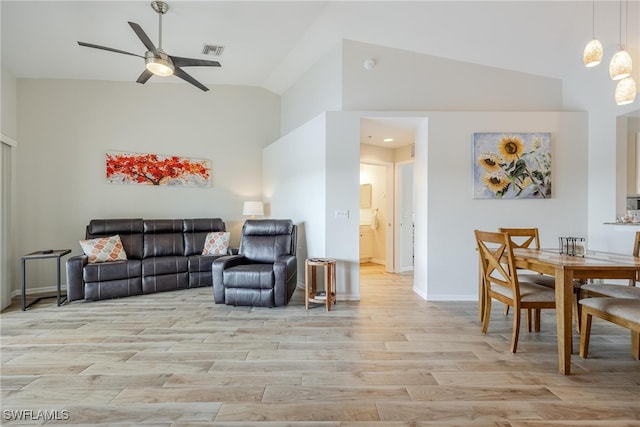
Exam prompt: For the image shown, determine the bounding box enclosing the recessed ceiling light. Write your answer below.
[383,138,394,142]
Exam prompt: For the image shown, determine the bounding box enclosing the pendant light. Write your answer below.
[615,77,637,105]
[609,0,632,80]
[583,0,603,67]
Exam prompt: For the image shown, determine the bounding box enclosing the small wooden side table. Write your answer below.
[21,249,71,311]
[305,258,337,311]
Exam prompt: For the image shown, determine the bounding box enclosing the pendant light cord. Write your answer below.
[624,0,628,50]
[618,0,623,49]
[591,0,596,38]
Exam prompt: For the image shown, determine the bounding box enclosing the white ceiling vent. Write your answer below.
[202,44,225,56]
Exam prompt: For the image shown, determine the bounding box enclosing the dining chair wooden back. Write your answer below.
[498,228,550,322]
[498,227,541,250]
[499,227,584,332]
[475,230,556,353]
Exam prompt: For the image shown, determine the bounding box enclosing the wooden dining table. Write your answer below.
[511,247,640,375]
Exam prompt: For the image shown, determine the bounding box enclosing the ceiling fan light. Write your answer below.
[615,77,637,106]
[583,39,603,67]
[609,49,632,80]
[145,52,174,76]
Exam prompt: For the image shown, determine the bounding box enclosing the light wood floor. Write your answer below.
[1,263,639,426]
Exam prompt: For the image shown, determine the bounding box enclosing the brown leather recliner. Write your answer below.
[212,219,297,307]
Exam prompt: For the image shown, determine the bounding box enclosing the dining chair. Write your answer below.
[581,231,640,299]
[579,297,640,360]
[475,230,556,353]
[498,227,583,331]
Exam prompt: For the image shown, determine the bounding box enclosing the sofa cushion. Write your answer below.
[223,264,275,289]
[79,235,128,263]
[142,273,189,294]
[183,218,226,256]
[188,254,222,273]
[202,232,230,255]
[142,256,188,276]
[239,220,295,264]
[86,219,144,259]
[143,219,184,257]
[83,259,142,282]
[84,277,143,301]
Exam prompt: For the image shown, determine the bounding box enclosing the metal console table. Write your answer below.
[21,249,71,311]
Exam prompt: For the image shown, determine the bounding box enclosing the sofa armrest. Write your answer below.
[273,255,297,306]
[212,255,247,303]
[66,255,88,302]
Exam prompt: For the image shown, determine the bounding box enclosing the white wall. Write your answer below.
[420,111,588,300]
[325,112,361,300]
[303,111,587,301]
[268,38,587,301]
[360,143,394,164]
[265,112,361,300]
[280,45,343,135]
[263,113,327,283]
[1,67,18,140]
[14,79,280,295]
[342,40,563,111]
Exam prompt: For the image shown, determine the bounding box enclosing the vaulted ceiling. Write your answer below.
[2,1,638,147]
[4,1,638,95]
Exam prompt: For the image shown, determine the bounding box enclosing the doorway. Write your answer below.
[359,116,418,285]
[359,162,393,271]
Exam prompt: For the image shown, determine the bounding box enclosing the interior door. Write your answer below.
[396,161,414,272]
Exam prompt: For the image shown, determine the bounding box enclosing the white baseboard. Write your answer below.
[11,285,60,298]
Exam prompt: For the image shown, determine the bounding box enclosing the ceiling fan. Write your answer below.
[78,1,220,92]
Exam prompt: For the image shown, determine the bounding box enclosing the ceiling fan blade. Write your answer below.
[128,21,156,52]
[173,67,209,92]
[136,69,154,84]
[170,56,221,68]
[78,41,144,58]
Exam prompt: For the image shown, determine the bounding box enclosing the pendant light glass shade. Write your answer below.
[615,77,637,105]
[583,0,602,68]
[609,49,633,80]
[583,39,603,67]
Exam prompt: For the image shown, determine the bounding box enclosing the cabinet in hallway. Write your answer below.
[359,226,373,262]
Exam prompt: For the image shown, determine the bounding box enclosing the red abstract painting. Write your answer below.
[106,151,211,187]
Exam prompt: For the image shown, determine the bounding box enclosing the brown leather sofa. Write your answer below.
[212,219,297,307]
[66,218,228,302]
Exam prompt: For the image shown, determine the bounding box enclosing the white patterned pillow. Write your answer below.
[79,235,128,263]
[202,231,230,255]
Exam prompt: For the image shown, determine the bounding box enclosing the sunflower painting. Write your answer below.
[473,132,551,199]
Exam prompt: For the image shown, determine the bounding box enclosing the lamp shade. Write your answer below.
[242,201,264,217]
[609,49,633,80]
[615,77,637,105]
[583,39,603,67]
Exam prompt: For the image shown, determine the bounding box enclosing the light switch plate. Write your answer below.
[335,209,350,219]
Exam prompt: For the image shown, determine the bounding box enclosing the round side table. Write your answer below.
[305,258,337,311]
